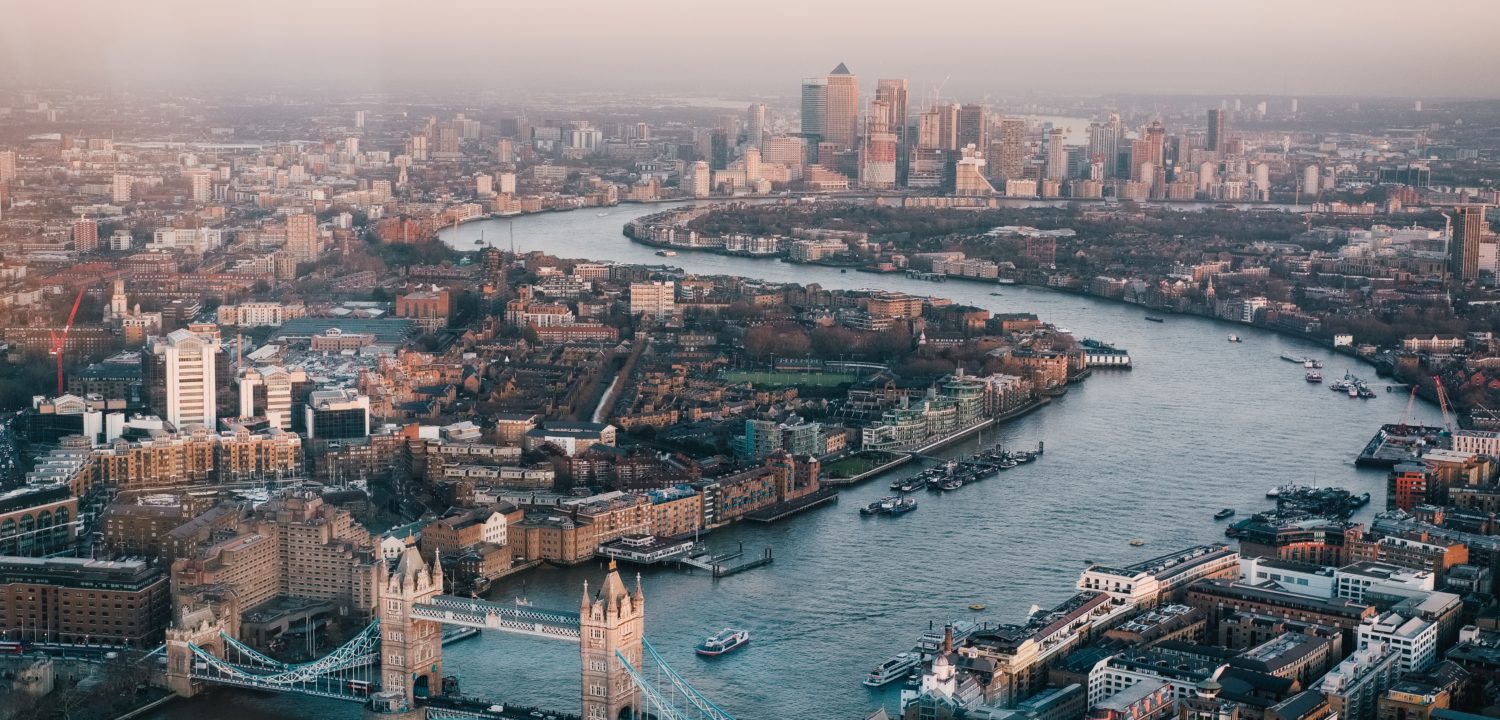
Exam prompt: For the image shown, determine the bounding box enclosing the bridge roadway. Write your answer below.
[411,595,582,642]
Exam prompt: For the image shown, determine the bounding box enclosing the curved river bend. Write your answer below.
[149,203,1438,720]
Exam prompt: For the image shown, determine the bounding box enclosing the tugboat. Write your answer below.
[865,652,921,687]
[888,498,919,515]
[1214,508,1236,520]
[1306,371,1323,383]
[696,628,750,657]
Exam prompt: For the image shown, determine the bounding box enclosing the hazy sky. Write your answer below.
[5,0,1499,99]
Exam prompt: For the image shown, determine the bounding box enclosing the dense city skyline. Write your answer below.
[4,1,1500,98]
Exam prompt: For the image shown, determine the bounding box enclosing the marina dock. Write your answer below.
[745,488,839,522]
[1355,423,1446,467]
[677,544,775,578]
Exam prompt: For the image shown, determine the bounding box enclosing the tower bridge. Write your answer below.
[162,549,736,720]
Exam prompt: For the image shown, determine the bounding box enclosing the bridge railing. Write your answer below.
[614,639,737,720]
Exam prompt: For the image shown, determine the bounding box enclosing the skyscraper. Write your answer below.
[995,117,1027,182]
[1139,121,1165,180]
[1089,114,1123,179]
[874,79,909,142]
[1450,205,1488,282]
[875,79,909,184]
[72,218,98,253]
[1045,129,1067,180]
[286,213,319,262]
[937,104,960,150]
[957,104,989,150]
[861,100,898,190]
[800,77,827,164]
[152,328,220,430]
[823,63,859,151]
[0,150,15,183]
[746,103,766,150]
[1207,108,1226,155]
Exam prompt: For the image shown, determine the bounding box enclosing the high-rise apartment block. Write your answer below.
[285,213,319,262]
[1450,205,1487,282]
[630,281,676,319]
[72,218,98,253]
[151,328,221,430]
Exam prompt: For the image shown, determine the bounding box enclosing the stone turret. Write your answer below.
[580,560,644,720]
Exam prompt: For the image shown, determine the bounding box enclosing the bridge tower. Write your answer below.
[580,560,644,720]
[163,601,238,697]
[379,547,445,707]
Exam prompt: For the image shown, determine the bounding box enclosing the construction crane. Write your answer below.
[48,287,87,396]
[1399,384,1420,427]
[1432,375,1454,434]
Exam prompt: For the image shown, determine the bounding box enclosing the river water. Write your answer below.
[148,202,1439,720]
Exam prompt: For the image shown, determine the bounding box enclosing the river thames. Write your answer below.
[149,202,1440,720]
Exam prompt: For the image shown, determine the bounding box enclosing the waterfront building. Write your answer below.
[513,492,651,564]
[962,591,1135,707]
[0,556,170,647]
[1314,641,1399,720]
[1080,544,1241,608]
[1233,516,1357,567]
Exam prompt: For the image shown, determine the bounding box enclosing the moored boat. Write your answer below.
[696,628,750,657]
[865,652,921,687]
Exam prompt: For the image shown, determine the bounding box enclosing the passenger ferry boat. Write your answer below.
[915,622,978,655]
[656,250,677,257]
[1306,371,1323,383]
[864,652,921,687]
[695,628,750,657]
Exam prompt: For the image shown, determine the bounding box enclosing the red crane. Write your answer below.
[1432,374,1454,434]
[48,287,87,396]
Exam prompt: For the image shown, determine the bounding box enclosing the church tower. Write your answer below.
[379,547,444,707]
[580,561,644,720]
